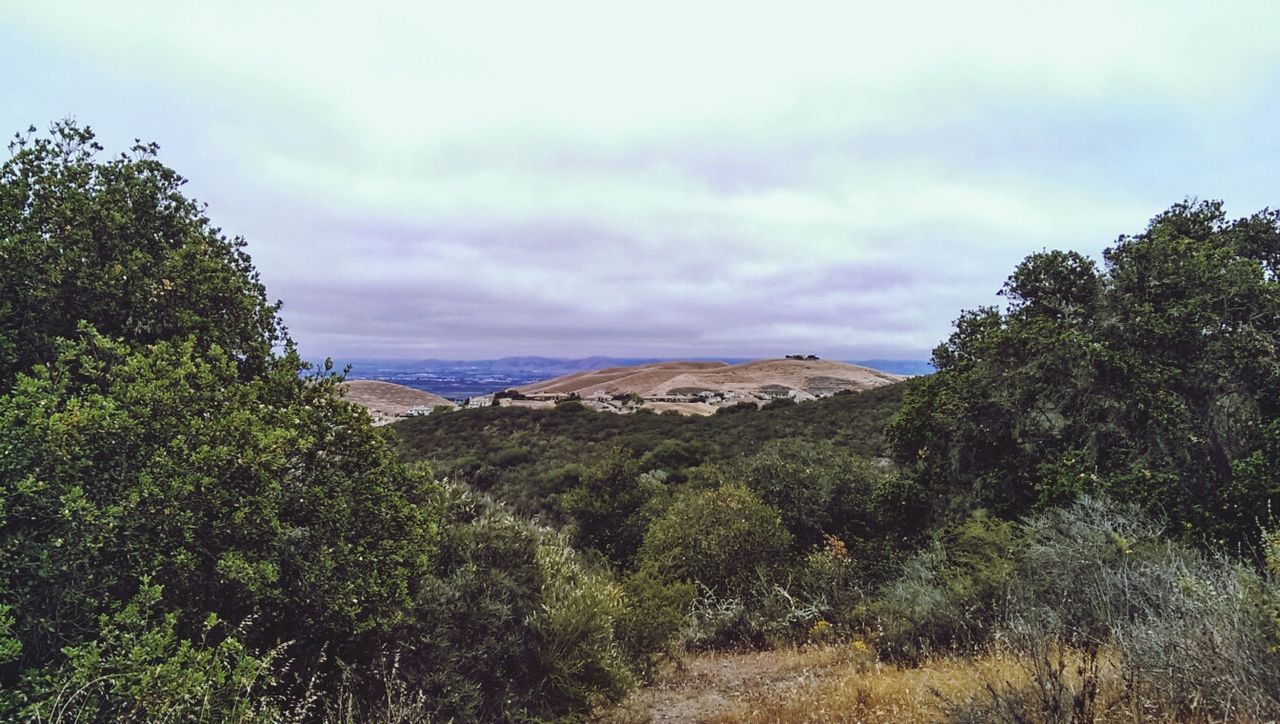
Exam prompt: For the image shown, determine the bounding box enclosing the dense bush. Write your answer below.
[875,510,1016,661]
[392,381,909,521]
[560,452,671,569]
[528,535,633,715]
[723,439,929,574]
[640,484,792,597]
[0,123,637,721]
[889,200,1280,547]
[0,121,282,392]
[1003,499,1280,721]
[395,485,545,720]
[880,497,1280,721]
[615,567,694,679]
[0,582,283,722]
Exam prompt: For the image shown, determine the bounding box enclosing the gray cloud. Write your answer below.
[2,2,1278,359]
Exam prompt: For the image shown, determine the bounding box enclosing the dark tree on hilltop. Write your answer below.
[888,199,1280,547]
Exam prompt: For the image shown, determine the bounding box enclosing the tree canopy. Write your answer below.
[0,121,283,393]
[0,122,449,718]
[888,199,1280,546]
[0,122,650,721]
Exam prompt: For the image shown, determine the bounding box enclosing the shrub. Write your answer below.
[398,485,545,721]
[529,535,634,716]
[615,567,694,679]
[2,583,282,723]
[0,123,638,721]
[792,534,866,637]
[938,497,1280,721]
[875,510,1016,661]
[560,452,670,569]
[488,445,533,468]
[394,485,637,721]
[553,399,586,412]
[0,124,447,716]
[640,484,792,597]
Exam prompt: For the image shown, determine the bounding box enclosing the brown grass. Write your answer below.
[338,380,454,425]
[520,359,904,400]
[604,645,1152,723]
[708,646,1024,723]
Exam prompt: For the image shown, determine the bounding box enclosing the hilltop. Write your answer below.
[506,358,904,414]
[339,380,455,425]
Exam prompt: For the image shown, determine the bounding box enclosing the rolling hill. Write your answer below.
[339,380,455,425]
[517,358,904,404]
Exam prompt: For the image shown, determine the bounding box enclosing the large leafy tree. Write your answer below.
[0,123,439,717]
[889,200,1280,546]
[0,122,283,392]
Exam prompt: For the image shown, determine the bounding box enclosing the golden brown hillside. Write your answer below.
[339,380,455,425]
[514,359,903,414]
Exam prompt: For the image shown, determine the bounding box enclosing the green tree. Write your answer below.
[0,122,637,719]
[0,123,439,715]
[0,121,282,392]
[560,450,669,569]
[888,200,1280,545]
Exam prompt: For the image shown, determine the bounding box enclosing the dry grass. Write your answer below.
[603,644,1149,723]
[338,380,454,425]
[520,359,903,399]
[709,646,1026,723]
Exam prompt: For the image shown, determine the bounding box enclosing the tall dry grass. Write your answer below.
[708,645,1130,723]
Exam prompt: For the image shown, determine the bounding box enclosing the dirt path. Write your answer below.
[600,647,855,723]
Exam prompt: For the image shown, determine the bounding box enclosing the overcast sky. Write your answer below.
[3,2,1278,360]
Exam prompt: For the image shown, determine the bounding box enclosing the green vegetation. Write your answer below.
[0,123,630,721]
[889,201,1280,548]
[391,381,906,516]
[4,120,1278,721]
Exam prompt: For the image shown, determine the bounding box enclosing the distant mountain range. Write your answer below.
[332,356,932,401]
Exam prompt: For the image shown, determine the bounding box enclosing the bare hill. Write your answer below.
[340,380,455,425]
[517,358,903,411]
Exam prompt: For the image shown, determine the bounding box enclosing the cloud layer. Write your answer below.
[3,1,1278,358]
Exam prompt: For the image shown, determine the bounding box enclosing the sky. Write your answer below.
[2,2,1278,360]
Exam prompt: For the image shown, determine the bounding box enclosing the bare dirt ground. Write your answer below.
[600,648,858,723]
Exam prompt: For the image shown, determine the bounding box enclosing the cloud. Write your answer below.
[2,1,1279,358]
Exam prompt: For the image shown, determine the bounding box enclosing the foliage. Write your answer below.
[878,497,1280,721]
[529,535,634,716]
[0,121,283,393]
[724,439,928,571]
[0,330,437,701]
[888,200,1280,546]
[0,122,638,721]
[2,582,282,723]
[356,483,638,721]
[395,485,544,720]
[614,566,694,679]
[392,381,908,521]
[560,452,671,569]
[875,511,1017,661]
[640,484,792,597]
